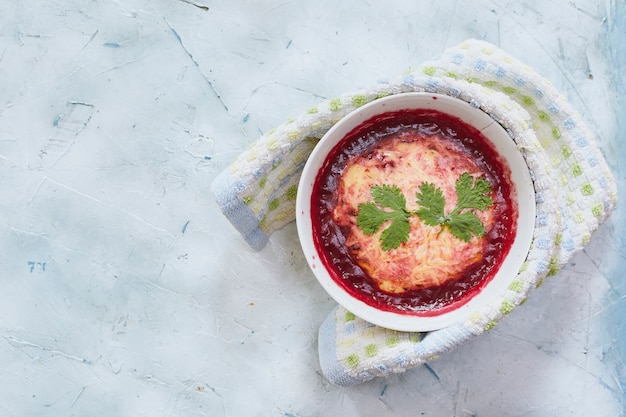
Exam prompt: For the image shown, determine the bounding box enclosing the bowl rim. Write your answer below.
[295,92,536,332]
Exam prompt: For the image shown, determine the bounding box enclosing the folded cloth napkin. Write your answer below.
[211,39,617,386]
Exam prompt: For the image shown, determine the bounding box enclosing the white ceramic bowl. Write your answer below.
[296,92,535,331]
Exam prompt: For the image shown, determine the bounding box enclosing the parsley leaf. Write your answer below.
[416,173,493,242]
[355,173,494,251]
[448,210,486,242]
[356,185,411,250]
[371,184,407,212]
[415,182,446,226]
[380,215,411,251]
[454,172,494,212]
[357,202,395,235]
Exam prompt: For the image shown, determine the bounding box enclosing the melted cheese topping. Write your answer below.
[333,132,496,293]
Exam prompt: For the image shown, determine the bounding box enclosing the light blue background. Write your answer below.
[0,1,624,415]
[606,0,626,394]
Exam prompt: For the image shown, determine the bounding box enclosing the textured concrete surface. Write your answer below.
[0,1,624,415]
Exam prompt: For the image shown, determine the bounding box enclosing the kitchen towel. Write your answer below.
[211,39,617,386]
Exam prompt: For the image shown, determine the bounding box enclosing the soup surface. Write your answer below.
[311,108,517,315]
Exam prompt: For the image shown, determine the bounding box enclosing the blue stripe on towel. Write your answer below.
[211,170,269,250]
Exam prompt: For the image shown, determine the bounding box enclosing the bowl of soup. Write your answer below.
[296,92,535,331]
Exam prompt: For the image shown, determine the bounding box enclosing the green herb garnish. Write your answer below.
[356,185,412,251]
[356,172,494,251]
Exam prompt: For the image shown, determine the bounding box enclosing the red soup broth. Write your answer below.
[311,109,518,316]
